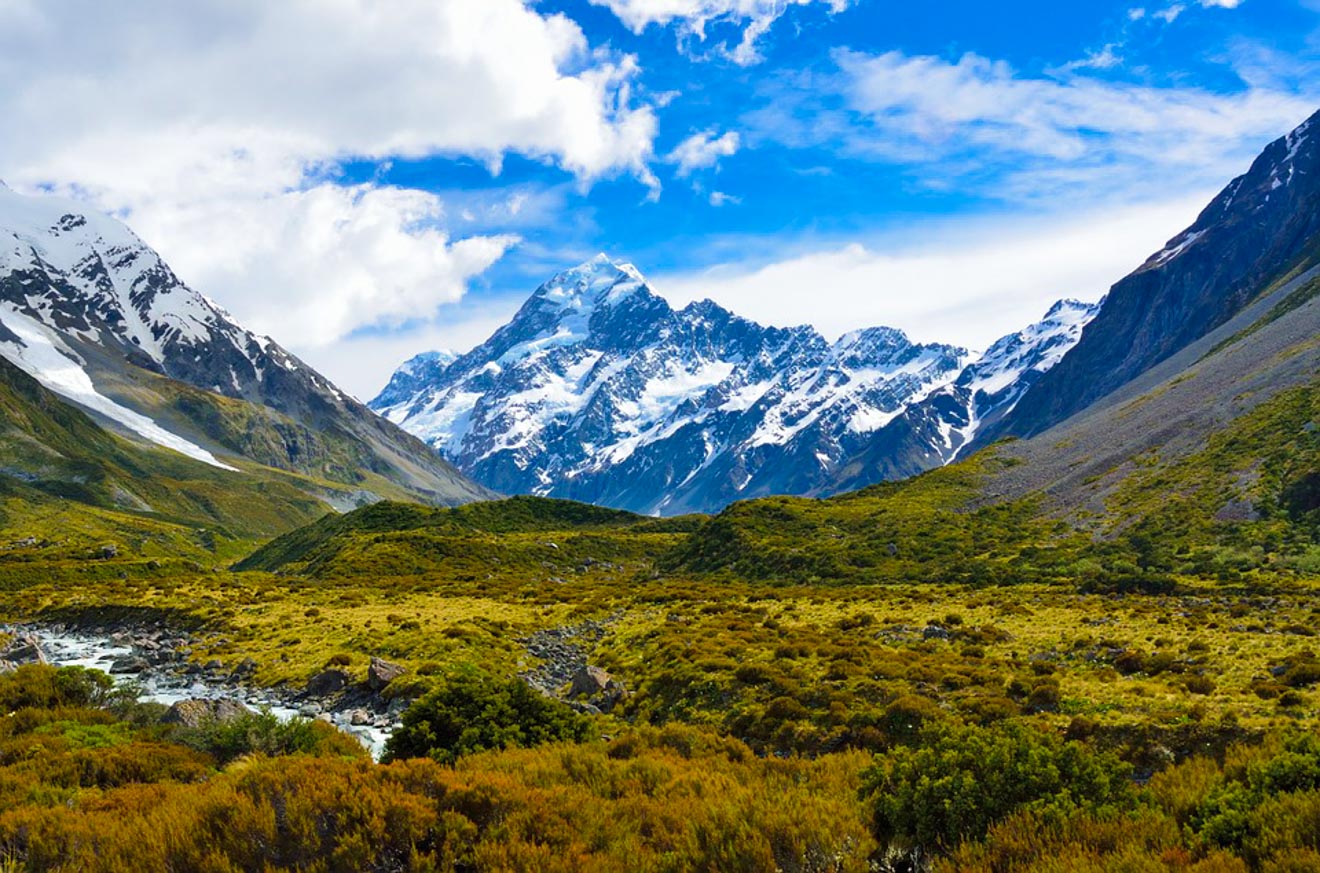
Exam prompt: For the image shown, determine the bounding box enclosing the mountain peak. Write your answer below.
[372,255,1015,515]
[533,253,647,308]
[401,349,456,374]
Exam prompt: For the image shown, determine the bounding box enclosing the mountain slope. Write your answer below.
[0,351,336,555]
[827,298,1099,493]
[980,261,1320,525]
[373,256,1093,514]
[987,108,1320,443]
[0,183,491,507]
[660,264,1320,588]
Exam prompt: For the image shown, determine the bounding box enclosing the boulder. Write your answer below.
[162,698,252,729]
[569,665,613,698]
[0,634,46,665]
[305,668,350,697]
[367,657,406,692]
[922,625,951,641]
[569,665,629,712]
[109,656,150,674]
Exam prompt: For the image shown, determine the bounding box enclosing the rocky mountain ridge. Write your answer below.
[987,107,1320,444]
[0,182,491,507]
[373,255,1096,514]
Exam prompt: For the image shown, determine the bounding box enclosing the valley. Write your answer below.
[0,36,1315,873]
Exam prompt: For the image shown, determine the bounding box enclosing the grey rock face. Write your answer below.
[989,108,1320,444]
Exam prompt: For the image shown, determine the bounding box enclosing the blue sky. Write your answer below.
[2,0,1318,396]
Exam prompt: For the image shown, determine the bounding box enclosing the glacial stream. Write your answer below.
[16,626,395,759]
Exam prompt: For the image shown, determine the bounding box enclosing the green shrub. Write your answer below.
[0,665,118,711]
[176,710,365,765]
[383,672,591,764]
[861,722,1133,852]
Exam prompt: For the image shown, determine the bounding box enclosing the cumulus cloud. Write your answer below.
[666,129,741,176]
[591,0,851,64]
[143,184,518,350]
[0,0,658,352]
[654,195,1213,352]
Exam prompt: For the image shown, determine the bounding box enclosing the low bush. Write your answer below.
[384,672,591,764]
[861,722,1134,852]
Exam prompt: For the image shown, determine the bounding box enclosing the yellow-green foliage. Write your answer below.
[0,722,874,873]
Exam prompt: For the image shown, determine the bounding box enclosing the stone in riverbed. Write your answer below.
[569,665,613,697]
[305,668,350,697]
[367,657,406,692]
[0,634,46,665]
[109,656,150,674]
[568,665,629,712]
[162,698,252,728]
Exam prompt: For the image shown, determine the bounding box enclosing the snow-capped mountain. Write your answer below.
[826,297,1100,494]
[373,255,1097,514]
[918,297,1101,460]
[0,182,490,506]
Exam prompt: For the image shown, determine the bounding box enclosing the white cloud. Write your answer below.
[653,194,1214,352]
[836,50,1311,164]
[666,130,741,176]
[0,0,658,352]
[591,0,850,64]
[709,191,742,206]
[747,48,1316,203]
[144,184,518,350]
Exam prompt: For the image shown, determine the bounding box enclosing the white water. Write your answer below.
[21,627,392,759]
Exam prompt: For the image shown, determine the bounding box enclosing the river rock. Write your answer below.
[0,634,46,665]
[305,668,350,697]
[162,698,252,728]
[367,657,405,692]
[349,708,371,726]
[109,656,150,674]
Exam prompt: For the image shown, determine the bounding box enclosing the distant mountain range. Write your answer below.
[0,182,492,523]
[371,255,1097,514]
[3,107,1318,526]
[375,109,1320,516]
